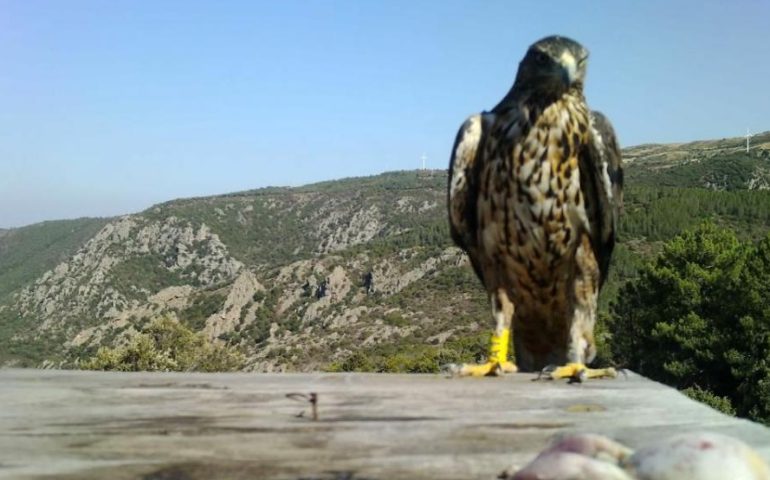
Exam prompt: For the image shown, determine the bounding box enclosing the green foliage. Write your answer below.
[81,316,245,372]
[682,386,736,416]
[110,254,185,299]
[252,290,266,303]
[626,151,770,191]
[383,311,408,327]
[620,186,770,242]
[0,303,78,366]
[326,332,488,373]
[222,286,283,346]
[235,305,274,345]
[180,292,227,330]
[610,223,770,423]
[327,351,375,372]
[0,218,108,301]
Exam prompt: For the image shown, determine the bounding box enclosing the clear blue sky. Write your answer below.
[2,0,768,228]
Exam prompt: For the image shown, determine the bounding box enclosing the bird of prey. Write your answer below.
[447,35,623,379]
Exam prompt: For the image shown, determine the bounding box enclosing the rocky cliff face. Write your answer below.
[8,216,243,362]
[1,171,486,370]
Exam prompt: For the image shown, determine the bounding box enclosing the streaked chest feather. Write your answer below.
[478,95,591,276]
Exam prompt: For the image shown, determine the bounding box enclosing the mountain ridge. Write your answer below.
[1,133,769,370]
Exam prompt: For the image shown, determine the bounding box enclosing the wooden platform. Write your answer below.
[2,368,769,479]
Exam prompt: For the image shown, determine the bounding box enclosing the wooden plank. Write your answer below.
[1,369,768,479]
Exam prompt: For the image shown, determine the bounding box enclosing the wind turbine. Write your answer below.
[745,128,754,154]
[421,153,428,171]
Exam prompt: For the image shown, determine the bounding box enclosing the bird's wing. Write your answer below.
[448,114,488,282]
[579,111,624,286]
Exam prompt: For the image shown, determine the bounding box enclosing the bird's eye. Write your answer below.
[533,51,549,65]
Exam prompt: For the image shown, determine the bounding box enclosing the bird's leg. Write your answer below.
[456,289,517,377]
[540,242,616,382]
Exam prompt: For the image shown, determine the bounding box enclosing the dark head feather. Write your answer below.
[494,35,589,111]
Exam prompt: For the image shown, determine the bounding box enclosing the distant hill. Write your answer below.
[1,132,769,371]
[0,219,109,301]
[624,131,770,190]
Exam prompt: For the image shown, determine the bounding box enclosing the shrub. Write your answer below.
[81,315,245,372]
[325,332,488,374]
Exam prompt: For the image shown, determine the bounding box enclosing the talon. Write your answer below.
[456,361,503,377]
[543,363,618,381]
[535,364,557,381]
[498,361,518,374]
[441,363,462,377]
[569,368,588,384]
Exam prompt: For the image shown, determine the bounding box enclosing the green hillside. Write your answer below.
[0,218,109,301]
[624,131,770,190]
[0,133,768,375]
[627,152,770,190]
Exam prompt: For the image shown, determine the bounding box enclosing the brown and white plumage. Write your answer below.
[448,35,623,375]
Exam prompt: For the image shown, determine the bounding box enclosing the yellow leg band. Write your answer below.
[488,328,510,364]
[449,328,516,377]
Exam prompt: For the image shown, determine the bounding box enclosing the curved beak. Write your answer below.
[559,51,578,86]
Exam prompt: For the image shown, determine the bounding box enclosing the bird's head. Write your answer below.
[509,36,589,105]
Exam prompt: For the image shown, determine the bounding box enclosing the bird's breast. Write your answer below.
[478,96,591,285]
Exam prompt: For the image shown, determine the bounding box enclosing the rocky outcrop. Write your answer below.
[318,205,383,253]
[0,171,488,371]
[11,215,244,353]
[204,271,264,340]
